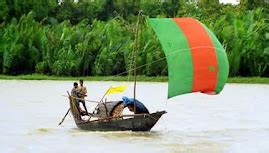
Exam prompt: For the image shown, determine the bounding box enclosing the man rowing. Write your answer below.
[71,80,89,115]
[78,79,89,115]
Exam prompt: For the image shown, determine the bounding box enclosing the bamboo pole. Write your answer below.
[99,87,110,102]
[132,10,143,114]
[68,91,81,120]
[62,95,100,103]
[99,87,111,117]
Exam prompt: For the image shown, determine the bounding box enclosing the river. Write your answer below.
[0,80,269,153]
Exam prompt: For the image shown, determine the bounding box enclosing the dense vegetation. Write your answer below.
[0,0,268,77]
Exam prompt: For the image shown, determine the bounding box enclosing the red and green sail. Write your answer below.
[148,18,229,98]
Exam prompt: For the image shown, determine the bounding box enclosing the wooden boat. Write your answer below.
[63,16,229,131]
[63,13,167,132]
[68,96,166,131]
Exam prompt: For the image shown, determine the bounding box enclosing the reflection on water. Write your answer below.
[36,128,51,133]
[0,80,269,153]
[93,131,163,139]
[68,128,163,140]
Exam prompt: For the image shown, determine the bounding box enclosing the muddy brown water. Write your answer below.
[0,80,269,153]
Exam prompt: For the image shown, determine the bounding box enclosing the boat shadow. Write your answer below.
[69,128,164,140]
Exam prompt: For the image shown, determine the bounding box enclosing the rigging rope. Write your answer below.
[97,46,225,82]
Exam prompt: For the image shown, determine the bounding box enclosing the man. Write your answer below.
[78,79,89,115]
[71,82,81,110]
[71,82,79,97]
[79,80,87,97]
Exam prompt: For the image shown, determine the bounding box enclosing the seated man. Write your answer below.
[122,96,149,114]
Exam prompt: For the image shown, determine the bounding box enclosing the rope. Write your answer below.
[98,46,225,82]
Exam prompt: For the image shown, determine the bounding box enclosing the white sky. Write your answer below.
[219,0,240,4]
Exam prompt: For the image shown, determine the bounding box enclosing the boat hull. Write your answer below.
[75,111,166,131]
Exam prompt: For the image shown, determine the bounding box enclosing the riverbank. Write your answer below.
[0,74,268,84]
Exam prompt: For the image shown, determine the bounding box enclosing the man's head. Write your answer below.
[79,80,83,86]
[73,82,78,88]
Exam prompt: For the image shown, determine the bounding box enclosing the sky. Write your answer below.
[219,0,240,5]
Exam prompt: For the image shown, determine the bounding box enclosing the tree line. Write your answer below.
[0,0,268,77]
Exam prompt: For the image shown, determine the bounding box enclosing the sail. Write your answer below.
[148,18,229,98]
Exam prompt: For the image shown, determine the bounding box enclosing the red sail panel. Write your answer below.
[173,18,218,93]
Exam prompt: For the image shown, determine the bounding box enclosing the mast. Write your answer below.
[132,11,142,114]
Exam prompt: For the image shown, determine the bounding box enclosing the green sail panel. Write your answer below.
[148,18,193,98]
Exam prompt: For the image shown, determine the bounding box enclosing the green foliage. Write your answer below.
[1,12,43,74]
[0,0,9,23]
[207,8,268,76]
[199,0,219,4]
[5,0,57,22]
[0,1,268,77]
[93,19,131,76]
[136,20,167,76]
[240,0,269,9]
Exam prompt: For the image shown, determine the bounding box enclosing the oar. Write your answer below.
[58,108,70,126]
[58,91,72,126]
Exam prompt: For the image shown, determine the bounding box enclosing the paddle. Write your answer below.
[58,91,72,126]
[58,108,70,126]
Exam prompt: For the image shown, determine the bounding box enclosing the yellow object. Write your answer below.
[107,85,127,95]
